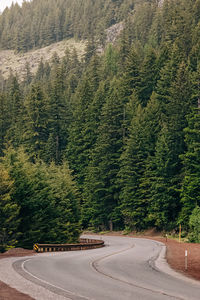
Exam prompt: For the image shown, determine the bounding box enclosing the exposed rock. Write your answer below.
[0,38,86,80]
[97,21,124,54]
[106,22,124,44]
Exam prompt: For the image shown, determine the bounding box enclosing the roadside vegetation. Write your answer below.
[1,0,200,251]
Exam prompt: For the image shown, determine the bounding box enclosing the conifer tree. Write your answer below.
[66,75,94,187]
[5,75,24,148]
[45,162,81,243]
[179,63,200,227]
[121,45,141,99]
[67,55,101,188]
[0,92,9,156]
[137,48,158,106]
[83,79,124,229]
[148,62,193,229]
[179,110,200,227]
[119,96,160,230]
[45,63,69,164]
[3,148,80,248]
[147,124,181,230]
[119,105,147,230]
[23,82,48,161]
[0,164,19,252]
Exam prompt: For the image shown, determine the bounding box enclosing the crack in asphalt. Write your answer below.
[12,239,190,300]
[91,242,186,300]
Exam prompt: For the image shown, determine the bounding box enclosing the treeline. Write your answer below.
[0,0,135,52]
[0,149,80,252]
[1,0,200,250]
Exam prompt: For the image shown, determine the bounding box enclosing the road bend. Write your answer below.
[13,235,200,300]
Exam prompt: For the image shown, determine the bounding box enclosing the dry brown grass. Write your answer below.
[0,38,86,80]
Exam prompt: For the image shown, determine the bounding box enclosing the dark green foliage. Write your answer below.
[0,92,9,156]
[45,63,70,164]
[147,62,193,230]
[137,48,158,106]
[188,206,200,243]
[0,0,135,52]
[5,75,24,148]
[1,0,200,238]
[2,148,80,248]
[66,75,95,188]
[119,97,160,230]
[0,164,19,252]
[23,82,48,161]
[83,79,124,230]
[179,109,200,227]
[147,124,181,230]
[119,105,148,230]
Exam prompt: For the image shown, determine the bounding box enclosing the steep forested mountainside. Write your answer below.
[1,0,200,251]
[0,0,134,52]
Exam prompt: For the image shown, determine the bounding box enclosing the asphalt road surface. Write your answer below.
[15,235,200,300]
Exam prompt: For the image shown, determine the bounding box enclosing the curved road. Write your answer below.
[13,236,200,300]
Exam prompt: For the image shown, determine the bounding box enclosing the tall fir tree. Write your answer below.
[23,82,48,161]
[46,63,69,164]
[119,96,160,230]
[0,92,9,156]
[179,110,200,227]
[83,79,124,230]
[0,163,19,252]
[5,75,24,148]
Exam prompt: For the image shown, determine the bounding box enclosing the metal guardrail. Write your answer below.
[33,238,104,253]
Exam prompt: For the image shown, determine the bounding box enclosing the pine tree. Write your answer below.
[3,148,80,248]
[0,92,9,156]
[84,35,97,64]
[5,75,24,148]
[179,110,200,227]
[155,44,186,113]
[67,56,100,188]
[45,63,69,164]
[148,62,193,229]
[23,82,48,160]
[119,96,160,230]
[83,79,124,230]
[137,48,158,106]
[121,45,141,100]
[147,124,181,230]
[119,105,147,230]
[0,163,19,252]
[103,44,119,78]
[45,162,81,243]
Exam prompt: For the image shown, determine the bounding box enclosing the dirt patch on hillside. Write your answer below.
[0,38,86,80]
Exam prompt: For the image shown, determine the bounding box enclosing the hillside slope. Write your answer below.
[0,0,134,52]
[0,38,86,80]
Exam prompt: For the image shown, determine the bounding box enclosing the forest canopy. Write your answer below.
[1,0,200,249]
[0,0,135,51]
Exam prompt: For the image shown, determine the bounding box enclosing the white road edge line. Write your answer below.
[21,258,92,300]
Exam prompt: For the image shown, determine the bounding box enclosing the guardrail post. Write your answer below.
[33,239,104,253]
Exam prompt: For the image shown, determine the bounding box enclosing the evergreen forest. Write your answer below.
[1,0,200,251]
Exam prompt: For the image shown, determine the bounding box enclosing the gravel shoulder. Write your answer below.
[155,237,200,281]
[103,232,200,281]
[0,249,35,300]
[0,234,200,300]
